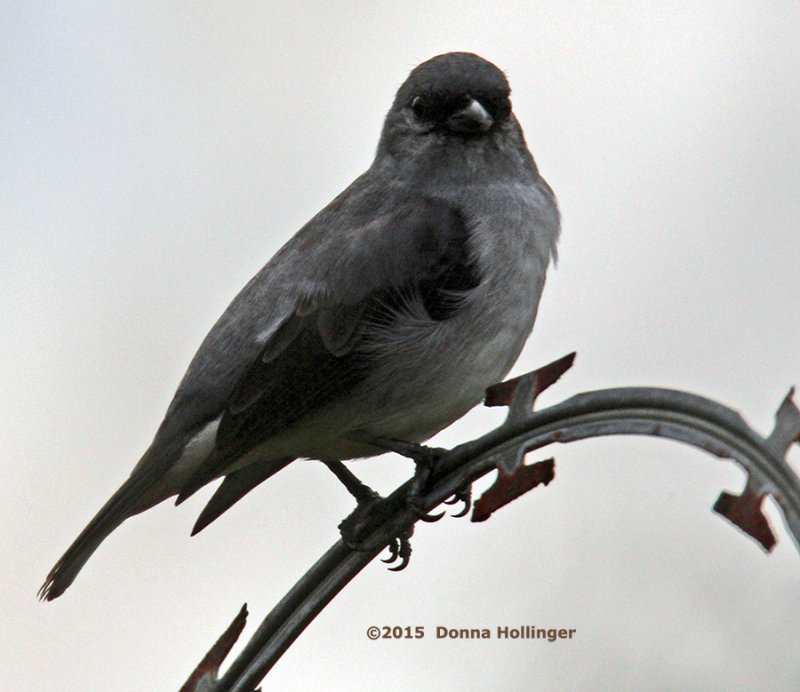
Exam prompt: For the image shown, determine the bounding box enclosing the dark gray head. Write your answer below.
[393,52,511,132]
[376,53,535,180]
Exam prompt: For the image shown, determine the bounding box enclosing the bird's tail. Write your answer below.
[38,458,167,601]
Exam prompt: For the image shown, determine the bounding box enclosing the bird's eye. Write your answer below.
[410,96,426,120]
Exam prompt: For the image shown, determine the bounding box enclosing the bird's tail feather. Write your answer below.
[38,456,168,601]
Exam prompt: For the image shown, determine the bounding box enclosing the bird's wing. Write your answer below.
[190,456,295,535]
[174,184,480,503]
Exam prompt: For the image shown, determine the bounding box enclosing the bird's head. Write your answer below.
[376,53,533,182]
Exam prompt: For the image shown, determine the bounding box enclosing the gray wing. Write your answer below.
[167,179,479,502]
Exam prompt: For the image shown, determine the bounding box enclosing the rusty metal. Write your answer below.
[471,458,555,522]
[197,355,800,692]
[713,486,775,551]
[180,604,249,692]
[484,351,575,472]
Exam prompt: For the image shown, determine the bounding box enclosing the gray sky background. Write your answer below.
[3,3,800,690]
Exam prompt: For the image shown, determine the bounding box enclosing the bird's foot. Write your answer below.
[337,494,415,570]
[333,439,471,570]
[373,437,449,521]
[323,457,413,568]
[373,437,473,521]
[337,490,388,549]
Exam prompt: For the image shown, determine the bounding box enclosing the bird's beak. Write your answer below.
[447,98,494,134]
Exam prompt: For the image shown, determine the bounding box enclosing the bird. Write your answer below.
[39,51,560,600]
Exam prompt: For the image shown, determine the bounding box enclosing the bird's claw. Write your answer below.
[444,485,472,518]
[382,527,413,571]
[406,486,444,524]
[417,506,446,523]
[414,485,470,521]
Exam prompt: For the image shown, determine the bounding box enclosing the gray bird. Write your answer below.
[39,52,560,600]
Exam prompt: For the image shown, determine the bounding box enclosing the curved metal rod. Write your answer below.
[210,381,800,692]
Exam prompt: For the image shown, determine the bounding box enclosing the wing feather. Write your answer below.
[171,185,479,503]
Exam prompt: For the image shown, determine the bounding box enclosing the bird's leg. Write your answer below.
[371,437,458,521]
[321,460,401,554]
[322,459,380,506]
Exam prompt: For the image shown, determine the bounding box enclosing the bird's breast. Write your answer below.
[338,184,553,449]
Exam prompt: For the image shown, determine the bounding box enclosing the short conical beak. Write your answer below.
[446,98,493,134]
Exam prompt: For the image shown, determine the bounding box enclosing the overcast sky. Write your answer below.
[3,2,800,690]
